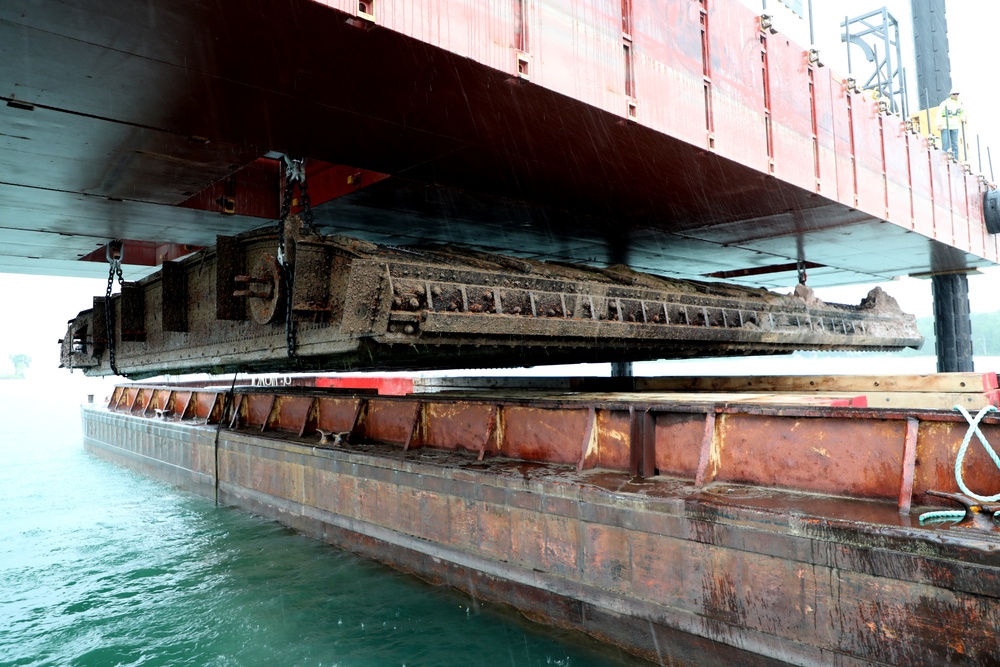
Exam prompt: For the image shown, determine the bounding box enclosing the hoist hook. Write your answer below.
[106,238,125,264]
[283,155,306,185]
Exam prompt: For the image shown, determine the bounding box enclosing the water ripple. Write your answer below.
[0,382,641,667]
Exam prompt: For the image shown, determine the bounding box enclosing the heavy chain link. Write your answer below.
[277,157,318,361]
[104,240,128,377]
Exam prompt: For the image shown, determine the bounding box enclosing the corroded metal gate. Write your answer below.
[62,225,921,378]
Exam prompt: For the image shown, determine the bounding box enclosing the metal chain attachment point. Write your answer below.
[277,156,318,362]
[104,239,128,377]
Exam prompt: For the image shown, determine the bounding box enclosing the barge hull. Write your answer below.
[82,399,1000,666]
[82,408,789,666]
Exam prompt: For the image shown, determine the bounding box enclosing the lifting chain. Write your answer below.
[104,239,129,377]
[795,235,808,285]
[276,156,319,361]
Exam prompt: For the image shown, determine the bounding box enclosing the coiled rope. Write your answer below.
[919,404,1000,524]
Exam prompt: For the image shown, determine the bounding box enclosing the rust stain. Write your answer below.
[105,383,1000,511]
[316,397,362,433]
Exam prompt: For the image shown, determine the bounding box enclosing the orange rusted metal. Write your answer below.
[316,397,365,435]
[898,417,919,513]
[270,395,313,434]
[710,414,908,500]
[422,402,496,455]
[104,381,1000,510]
[593,410,630,471]
[501,406,591,465]
[364,400,421,446]
[88,377,1000,666]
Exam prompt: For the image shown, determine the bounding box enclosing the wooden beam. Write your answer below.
[638,373,998,393]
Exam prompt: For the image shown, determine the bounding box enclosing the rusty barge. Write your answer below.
[83,373,1000,666]
[5,0,1000,663]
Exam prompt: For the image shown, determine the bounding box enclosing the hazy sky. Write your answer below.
[1,0,997,373]
[765,0,1000,317]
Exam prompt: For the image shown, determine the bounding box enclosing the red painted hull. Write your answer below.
[1,0,996,284]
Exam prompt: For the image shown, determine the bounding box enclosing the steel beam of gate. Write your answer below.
[61,222,921,378]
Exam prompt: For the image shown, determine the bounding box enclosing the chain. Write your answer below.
[285,265,299,362]
[277,157,318,361]
[277,169,296,261]
[104,239,128,377]
[795,235,807,286]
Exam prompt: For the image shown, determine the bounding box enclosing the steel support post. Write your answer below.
[932,273,974,372]
[611,361,634,377]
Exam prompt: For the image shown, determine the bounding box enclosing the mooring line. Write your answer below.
[919,404,999,524]
[214,373,239,506]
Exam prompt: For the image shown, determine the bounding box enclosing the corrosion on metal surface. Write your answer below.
[60,225,922,379]
[924,490,1000,530]
[83,382,1000,667]
[102,381,1000,513]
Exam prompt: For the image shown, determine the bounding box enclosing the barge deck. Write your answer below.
[83,375,1000,666]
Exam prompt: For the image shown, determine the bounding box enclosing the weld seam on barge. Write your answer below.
[82,387,1000,667]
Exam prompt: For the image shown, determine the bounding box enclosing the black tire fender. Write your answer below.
[985,189,1000,234]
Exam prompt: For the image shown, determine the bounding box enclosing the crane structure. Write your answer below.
[1,1,994,374]
[15,3,1000,664]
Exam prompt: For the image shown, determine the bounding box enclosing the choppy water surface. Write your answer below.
[0,380,642,667]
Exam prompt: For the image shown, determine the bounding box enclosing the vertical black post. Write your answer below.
[807,0,814,45]
[611,361,633,377]
[912,0,975,372]
[845,16,852,75]
[607,228,634,383]
[910,0,952,106]
[901,67,909,118]
[931,274,974,372]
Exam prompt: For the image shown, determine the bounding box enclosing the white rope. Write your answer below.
[919,510,965,523]
[953,405,1000,502]
[919,404,999,524]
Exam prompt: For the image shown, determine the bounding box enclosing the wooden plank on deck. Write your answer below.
[637,373,998,393]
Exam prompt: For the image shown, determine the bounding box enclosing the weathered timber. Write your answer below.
[634,373,1000,410]
[637,372,1000,393]
[60,222,922,378]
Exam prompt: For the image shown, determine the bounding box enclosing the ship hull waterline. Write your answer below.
[80,397,1000,667]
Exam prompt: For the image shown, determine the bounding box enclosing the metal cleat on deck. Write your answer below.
[923,490,1000,531]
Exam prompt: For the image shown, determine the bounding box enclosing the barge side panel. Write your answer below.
[81,406,1000,667]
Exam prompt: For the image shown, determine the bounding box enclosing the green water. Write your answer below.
[0,381,643,666]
